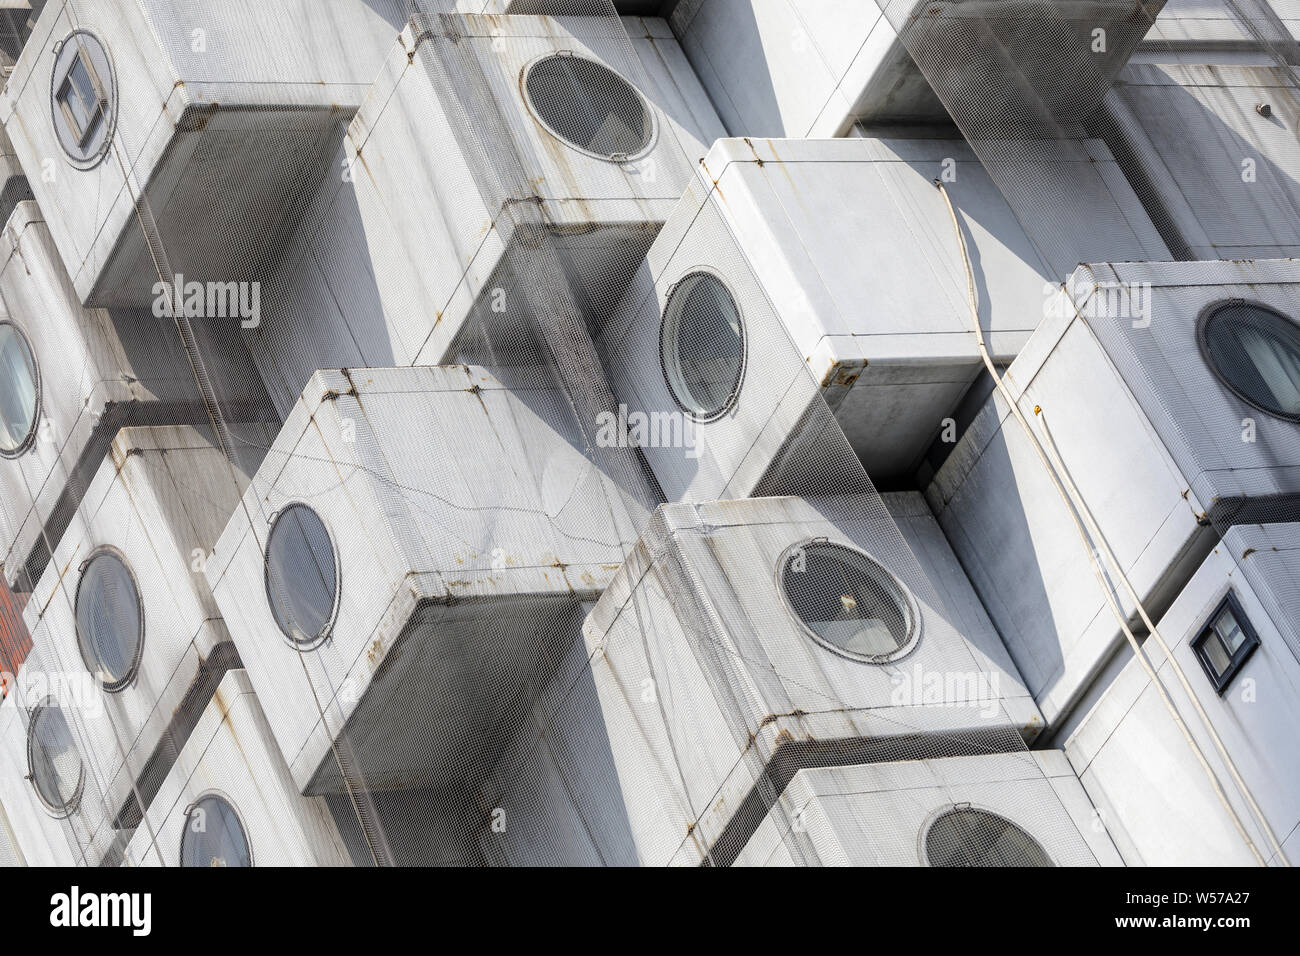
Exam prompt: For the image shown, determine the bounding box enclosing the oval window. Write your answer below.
[1200,301,1300,421]
[27,703,83,815]
[659,272,745,420]
[524,54,653,159]
[781,541,917,662]
[75,550,144,691]
[265,504,337,647]
[0,323,39,456]
[925,807,1054,867]
[180,794,252,867]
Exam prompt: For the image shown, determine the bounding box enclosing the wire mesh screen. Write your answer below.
[0,0,1291,870]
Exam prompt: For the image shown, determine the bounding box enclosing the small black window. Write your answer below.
[1199,301,1300,422]
[180,794,252,867]
[925,807,1054,867]
[265,504,337,647]
[1191,592,1261,694]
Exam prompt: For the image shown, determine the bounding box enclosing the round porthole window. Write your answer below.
[924,807,1054,867]
[180,794,252,867]
[265,504,338,647]
[523,53,654,160]
[50,30,117,168]
[75,550,144,691]
[1199,301,1300,422]
[659,272,745,421]
[0,323,39,457]
[26,702,84,816]
[780,541,919,663]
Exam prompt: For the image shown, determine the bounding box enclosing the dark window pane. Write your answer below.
[525,55,651,158]
[926,808,1053,867]
[181,795,252,867]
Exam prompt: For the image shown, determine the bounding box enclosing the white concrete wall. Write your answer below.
[1103,63,1300,260]
[0,202,272,591]
[583,492,1042,866]
[124,670,352,866]
[0,0,406,304]
[1067,523,1300,867]
[600,135,1163,492]
[205,365,643,795]
[737,751,1122,866]
[927,259,1300,729]
[20,424,270,827]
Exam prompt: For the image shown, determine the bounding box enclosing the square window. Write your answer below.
[55,47,106,146]
[1190,592,1261,694]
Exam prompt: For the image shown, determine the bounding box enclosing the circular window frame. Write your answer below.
[263,502,341,651]
[777,539,921,665]
[918,803,1056,867]
[25,700,85,818]
[658,267,748,423]
[519,51,658,164]
[1197,298,1300,424]
[49,29,118,170]
[0,320,42,459]
[179,790,254,868]
[73,546,145,693]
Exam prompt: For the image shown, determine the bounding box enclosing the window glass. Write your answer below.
[660,272,744,419]
[926,808,1053,867]
[75,551,143,690]
[181,795,251,867]
[28,704,82,813]
[1202,302,1300,420]
[525,54,651,158]
[0,324,37,455]
[265,504,337,646]
[782,542,915,661]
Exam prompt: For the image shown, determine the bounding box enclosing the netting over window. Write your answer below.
[524,53,653,159]
[925,807,1054,867]
[74,550,143,691]
[1200,301,1300,421]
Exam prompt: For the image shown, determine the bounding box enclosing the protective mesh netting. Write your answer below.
[0,0,1291,867]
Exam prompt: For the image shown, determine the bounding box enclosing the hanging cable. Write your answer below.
[934,177,1286,866]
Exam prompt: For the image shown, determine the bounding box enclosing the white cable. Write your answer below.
[934,178,1282,866]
